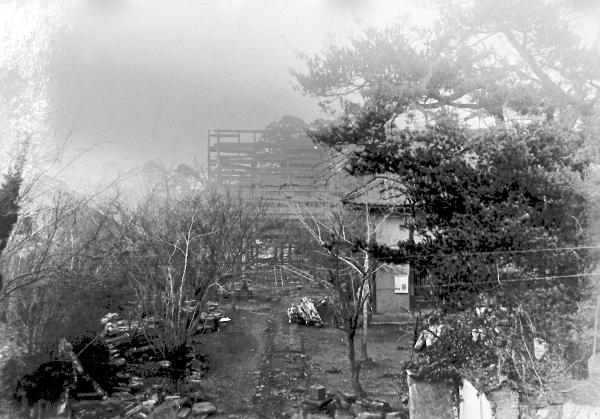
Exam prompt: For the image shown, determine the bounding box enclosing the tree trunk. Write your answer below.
[360,206,372,363]
[360,280,369,362]
[347,330,365,397]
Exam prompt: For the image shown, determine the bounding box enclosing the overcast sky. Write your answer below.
[41,0,432,183]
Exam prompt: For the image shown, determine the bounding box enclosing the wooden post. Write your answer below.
[207,129,211,181]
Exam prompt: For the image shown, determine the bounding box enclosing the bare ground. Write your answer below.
[197,278,412,418]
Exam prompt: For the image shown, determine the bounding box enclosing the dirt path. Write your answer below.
[197,282,411,418]
[197,293,313,418]
[196,305,270,416]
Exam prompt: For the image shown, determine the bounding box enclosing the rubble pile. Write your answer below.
[286,384,407,419]
[58,306,229,418]
[71,393,218,419]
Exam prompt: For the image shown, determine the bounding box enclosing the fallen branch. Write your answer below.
[59,338,108,399]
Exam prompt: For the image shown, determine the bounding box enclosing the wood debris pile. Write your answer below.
[287,297,323,327]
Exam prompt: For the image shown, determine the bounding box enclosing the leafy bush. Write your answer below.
[408,297,580,399]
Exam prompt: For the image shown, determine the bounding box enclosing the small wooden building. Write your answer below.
[342,177,427,315]
[374,263,411,313]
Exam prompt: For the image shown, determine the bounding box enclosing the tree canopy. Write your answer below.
[295,0,596,308]
[294,0,597,394]
[295,0,600,143]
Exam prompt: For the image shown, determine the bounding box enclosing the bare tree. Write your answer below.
[295,202,391,396]
[122,186,270,369]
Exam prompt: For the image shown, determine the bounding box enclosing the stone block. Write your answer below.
[304,397,333,409]
[408,375,457,419]
[191,402,217,417]
[309,385,326,400]
[488,387,519,419]
[147,399,181,419]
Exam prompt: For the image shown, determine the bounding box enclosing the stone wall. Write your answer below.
[409,375,600,419]
[407,374,457,419]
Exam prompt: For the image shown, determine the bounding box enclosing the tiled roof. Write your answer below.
[341,176,409,209]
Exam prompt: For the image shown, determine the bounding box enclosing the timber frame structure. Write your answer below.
[207,127,432,312]
[207,127,346,278]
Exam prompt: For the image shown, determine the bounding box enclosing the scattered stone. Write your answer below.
[385,412,408,419]
[159,360,172,368]
[191,401,217,417]
[148,399,182,419]
[177,407,191,418]
[370,400,392,413]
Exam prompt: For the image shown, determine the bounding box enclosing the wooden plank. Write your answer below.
[210,133,241,140]
[210,158,255,166]
[211,143,260,153]
[219,162,255,170]
[214,129,264,134]
[207,128,211,180]
[256,150,321,159]
[254,166,322,174]
[217,175,256,182]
